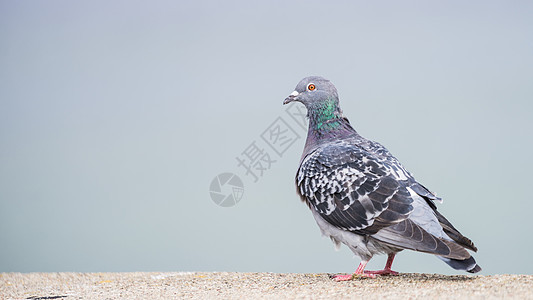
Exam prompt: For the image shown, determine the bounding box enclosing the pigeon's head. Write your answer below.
[283,76,339,108]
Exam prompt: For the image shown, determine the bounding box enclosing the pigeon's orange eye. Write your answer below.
[307,83,316,91]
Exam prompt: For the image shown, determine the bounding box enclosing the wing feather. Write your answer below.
[296,141,414,234]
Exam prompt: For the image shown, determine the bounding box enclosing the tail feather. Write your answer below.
[373,219,482,273]
[434,210,478,252]
[438,255,482,273]
[372,219,470,260]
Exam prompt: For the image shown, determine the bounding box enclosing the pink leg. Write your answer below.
[332,260,377,281]
[364,253,399,276]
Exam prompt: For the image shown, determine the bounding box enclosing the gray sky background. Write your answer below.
[1,1,532,275]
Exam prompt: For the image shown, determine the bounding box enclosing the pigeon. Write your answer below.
[283,76,481,280]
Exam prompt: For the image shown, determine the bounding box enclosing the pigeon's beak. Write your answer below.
[283,91,299,105]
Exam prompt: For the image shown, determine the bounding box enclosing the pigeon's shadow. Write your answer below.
[395,273,477,282]
[328,273,477,282]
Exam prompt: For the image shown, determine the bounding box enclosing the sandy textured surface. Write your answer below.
[1,272,532,299]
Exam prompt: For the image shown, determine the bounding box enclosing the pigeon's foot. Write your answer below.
[364,268,399,276]
[362,253,399,276]
[332,273,376,281]
[332,254,399,281]
[332,260,377,281]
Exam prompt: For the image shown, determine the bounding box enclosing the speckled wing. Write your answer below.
[363,140,443,205]
[296,140,414,235]
[360,141,477,253]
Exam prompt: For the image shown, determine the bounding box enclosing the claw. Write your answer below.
[364,269,399,276]
[332,273,376,281]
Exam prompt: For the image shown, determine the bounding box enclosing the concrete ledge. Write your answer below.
[2,272,532,299]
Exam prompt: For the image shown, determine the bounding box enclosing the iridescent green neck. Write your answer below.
[309,99,343,131]
[303,99,357,153]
